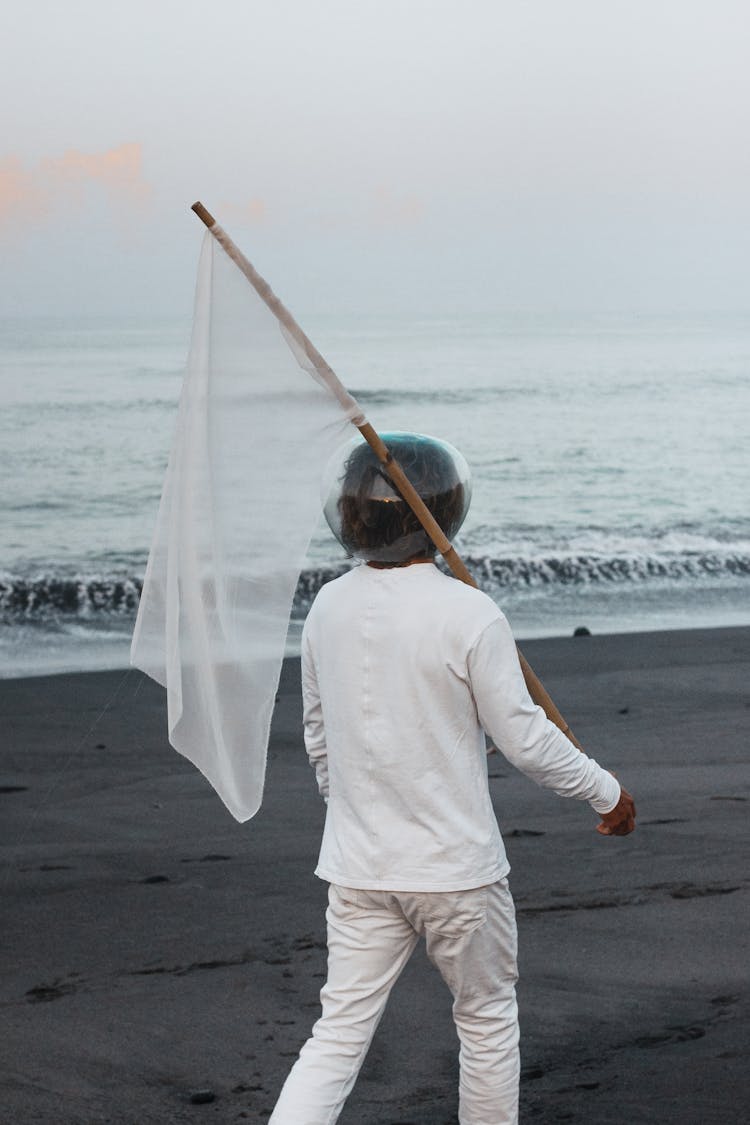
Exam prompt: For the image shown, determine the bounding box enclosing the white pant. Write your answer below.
[269,879,519,1125]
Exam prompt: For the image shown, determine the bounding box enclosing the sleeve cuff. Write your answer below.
[590,773,621,815]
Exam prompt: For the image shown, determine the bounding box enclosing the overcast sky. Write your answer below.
[2,0,749,318]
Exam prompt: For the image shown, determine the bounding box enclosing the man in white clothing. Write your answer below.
[269,434,635,1125]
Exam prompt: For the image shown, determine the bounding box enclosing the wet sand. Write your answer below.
[1,626,748,1123]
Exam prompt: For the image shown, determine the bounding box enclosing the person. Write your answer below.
[269,433,636,1125]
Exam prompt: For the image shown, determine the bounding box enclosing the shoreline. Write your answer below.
[3,609,750,682]
[2,625,748,1122]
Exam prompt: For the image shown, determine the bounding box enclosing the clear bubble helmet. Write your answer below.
[322,432,472,563]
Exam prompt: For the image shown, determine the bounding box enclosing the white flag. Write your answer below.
[131,229,362,821]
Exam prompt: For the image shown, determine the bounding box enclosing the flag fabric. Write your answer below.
[131,230,362,821]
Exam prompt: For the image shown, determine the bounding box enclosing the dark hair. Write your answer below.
[338,436,466,561]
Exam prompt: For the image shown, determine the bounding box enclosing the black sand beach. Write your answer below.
[1,626,748,1124]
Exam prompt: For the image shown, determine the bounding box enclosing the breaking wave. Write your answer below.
[0,576,143,620]
[2,549,749,626]
[465,551,750,588]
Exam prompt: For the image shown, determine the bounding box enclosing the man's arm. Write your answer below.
[468,615,635,833]
[301,628,329,802]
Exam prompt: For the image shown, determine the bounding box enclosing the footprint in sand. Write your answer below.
[634,1025,705,1048]
[25,981,77,1003]
[180,853,234,863]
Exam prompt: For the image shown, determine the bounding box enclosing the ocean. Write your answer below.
[1,310,748,678]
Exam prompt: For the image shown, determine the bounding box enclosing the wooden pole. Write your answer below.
[190,201,582,750]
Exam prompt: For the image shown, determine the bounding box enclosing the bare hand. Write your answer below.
[596,786,636,836]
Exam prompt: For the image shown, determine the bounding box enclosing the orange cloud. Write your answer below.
[0,156,47,227]
[372,187,424,227]
[0,143,151,232]
[217,197,267,225]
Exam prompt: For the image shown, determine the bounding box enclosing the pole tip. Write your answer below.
[191,201,216,228]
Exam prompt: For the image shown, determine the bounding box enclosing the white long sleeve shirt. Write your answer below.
[301,562,620,892]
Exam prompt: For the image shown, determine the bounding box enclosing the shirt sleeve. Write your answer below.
[301,623,329,803]
[467,615,621,814]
